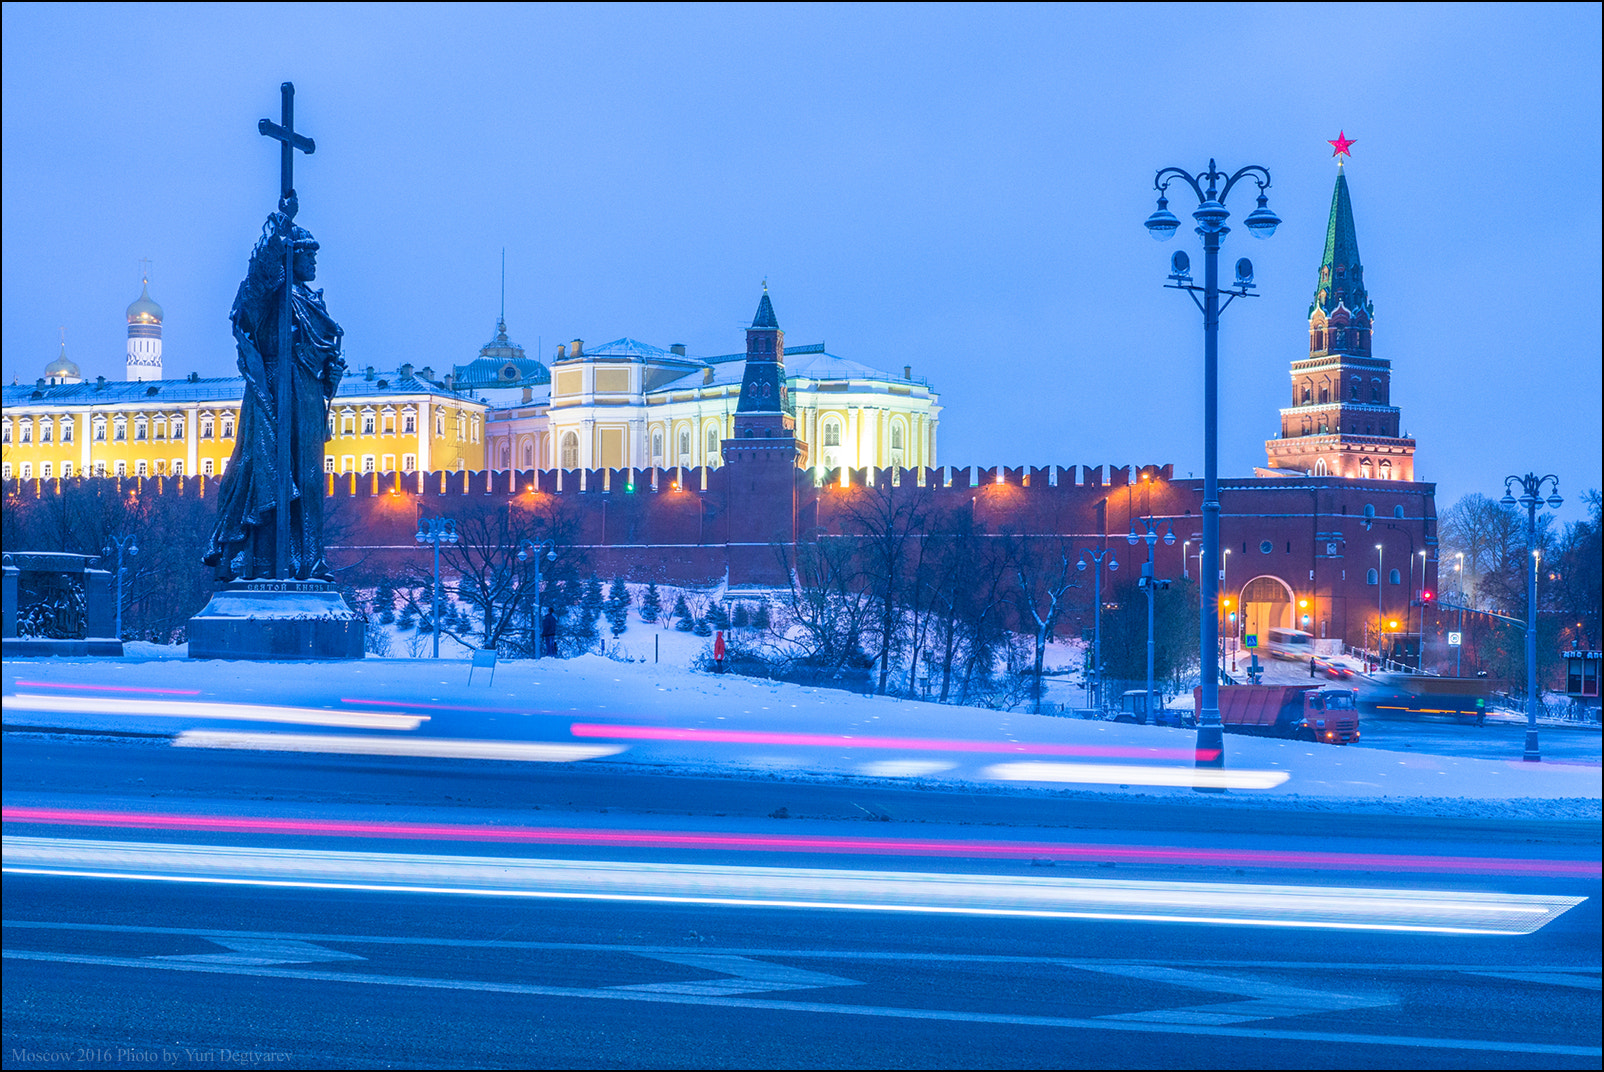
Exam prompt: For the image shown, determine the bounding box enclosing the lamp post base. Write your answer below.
[1523,728,1541,762]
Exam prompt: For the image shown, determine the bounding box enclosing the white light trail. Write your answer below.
[2,837,1583,935]
[985,762,1290,790]
[7,694,424,730]
[172,731,623,762]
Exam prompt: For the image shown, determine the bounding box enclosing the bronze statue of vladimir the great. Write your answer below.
[204,197,345,581]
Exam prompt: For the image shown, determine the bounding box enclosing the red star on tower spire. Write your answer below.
[1328,130,1356,160]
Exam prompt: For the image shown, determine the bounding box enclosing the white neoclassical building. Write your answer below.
[481,295,940,474]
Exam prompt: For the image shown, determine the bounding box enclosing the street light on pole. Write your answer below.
[102,533,139,640]
[1501,473,1562,762]
[517,538,557,659]
[1129,515,1176,723]
[1077,547,1119,709]
[1376,543,1385,669]
[415,516,458,659]
[1145,157,1280,776]
[1455,551,1465,677]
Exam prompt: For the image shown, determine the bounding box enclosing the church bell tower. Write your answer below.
[125,268,164,382]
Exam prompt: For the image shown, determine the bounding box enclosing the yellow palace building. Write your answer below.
[2,278,486,481]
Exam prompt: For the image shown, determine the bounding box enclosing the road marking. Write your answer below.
[2,948,1596,1058]
[1081,963,1391,1024]
[150,937,366,966]
[984,761,1290,789]
[1465,970,1601,991]
[616,954,861,996]
[4,837,1585,935]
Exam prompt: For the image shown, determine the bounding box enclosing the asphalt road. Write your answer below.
[4,735,1600,1069]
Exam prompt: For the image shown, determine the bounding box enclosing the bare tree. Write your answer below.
[1003,532,1079,713]
[834,479,938,694]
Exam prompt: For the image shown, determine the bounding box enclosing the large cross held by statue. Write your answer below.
[258,82,315,579]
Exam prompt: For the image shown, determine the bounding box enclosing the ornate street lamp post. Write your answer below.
[415,516,458,659]
[518,538,557,659]
[1129,515,1176,723]
[1077,547,1118,710]
[1501,474,1562,761]
[103,533,139,640]
[1376,543,1385,669]
[1146,159,1279,774]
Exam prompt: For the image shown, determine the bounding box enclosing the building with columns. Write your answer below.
[482,288,940,474]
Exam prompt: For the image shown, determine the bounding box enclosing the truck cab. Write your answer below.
[1115,689,1192,728]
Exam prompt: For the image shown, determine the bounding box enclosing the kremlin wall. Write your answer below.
[2,165,1444,667]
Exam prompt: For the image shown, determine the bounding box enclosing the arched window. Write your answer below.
[822,418,841,447]
[498,444,511,469]
[171,414,183,440]
[1314,458,1328,476]
[652,430,664,462]
[1301,383,1312,403]
[1318,384,1329,404]
[1389,568,1401,585]
[706,426,720,464]
[1380,460,1394,480]
[561,432,579,469]
[1367,568,1378,585]
[678,428,691,460]
[522,442,534,468]
[1393,505,1405,518]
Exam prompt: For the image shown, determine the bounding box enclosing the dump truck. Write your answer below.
[1358,673,1492,724]
[1192,684,1361,744]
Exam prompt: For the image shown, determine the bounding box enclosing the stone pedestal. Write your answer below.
[187,579,365,661]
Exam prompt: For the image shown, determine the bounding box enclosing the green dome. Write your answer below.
[126,279,163,323]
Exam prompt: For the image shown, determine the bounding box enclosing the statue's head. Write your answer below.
[250,213,320,286]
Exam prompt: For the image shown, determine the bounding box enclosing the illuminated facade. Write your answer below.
[2,364,486,481]
[482,290,940,473]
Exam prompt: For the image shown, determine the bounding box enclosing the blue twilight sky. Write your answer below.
[3,3,1599,519]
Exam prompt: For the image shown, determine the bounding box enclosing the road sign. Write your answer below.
[1448,632,1462,646]
[1244,634,1258,648]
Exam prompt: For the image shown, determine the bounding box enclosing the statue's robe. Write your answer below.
[205,270,344,581]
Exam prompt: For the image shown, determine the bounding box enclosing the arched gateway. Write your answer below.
[1240,575,1294,642]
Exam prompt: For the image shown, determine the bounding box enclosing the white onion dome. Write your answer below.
[44,343,81,381]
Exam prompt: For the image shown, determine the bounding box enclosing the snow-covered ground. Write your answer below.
[6,635,1598,820]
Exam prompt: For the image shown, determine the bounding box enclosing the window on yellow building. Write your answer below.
[363,455,376,474]
[154,417,166,441]
[203,459,213,476]
[62,461,73,478]
[436,412,445,438]
[403,409,416,434]
[382,454,395,472]
[223,414,235,438]
[135,418,147,441]
[94,418,106,442]
[2,464,12,479]
[171,415,183,440]
[201,414,214,439]
[402,454,416,472]
[20,422,32,444]
[62,420,73,444]
[41,462,52,478]
[1,420,10,444]
[382,408,395,435]
[41,421,52,443]
[136,460,148,476]
[154,460,166,475]
[561,432,579,469]
[114,418,127,442]
[172,460,183,476]
[325,455,336,474]
[362,411,376,435]
[19,463,31,479]
[96,461,108,477]
[342,456,355,474]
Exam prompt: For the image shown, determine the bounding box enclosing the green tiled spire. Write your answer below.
[1311,169,1371,319]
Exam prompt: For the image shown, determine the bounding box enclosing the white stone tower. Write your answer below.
[125,269,163,381]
